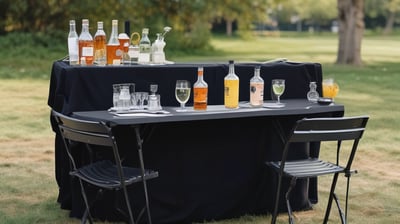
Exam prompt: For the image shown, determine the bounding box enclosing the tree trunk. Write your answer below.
[383,11,396,35]
[336,0,364,66]
[226,19,233,36]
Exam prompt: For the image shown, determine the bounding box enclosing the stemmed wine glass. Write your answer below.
[272,79,285,105]
[175,80,191,112]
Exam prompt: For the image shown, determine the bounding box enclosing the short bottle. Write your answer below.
[107,20,122,65]
[78,19,94,65]
[307,81,320,102]
[249,66,264,107]
[68,20,79,65]
[93,21,106,66]
[193,67,208,110]
[138,28,151,64]
[224,60,240,109]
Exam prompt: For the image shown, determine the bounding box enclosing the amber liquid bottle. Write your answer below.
[107,20,122,65]
[94,21,106,65]
[193,67,208,110]
[78,19,94,65]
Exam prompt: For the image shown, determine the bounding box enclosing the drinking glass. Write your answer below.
[272,79,285,104]
[322,78,339,100]
[175,80,191,112]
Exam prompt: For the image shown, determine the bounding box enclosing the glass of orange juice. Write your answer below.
[322,78,339,99]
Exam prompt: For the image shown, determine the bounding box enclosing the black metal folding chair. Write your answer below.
[266,116,369,224]
[52,110,159,224]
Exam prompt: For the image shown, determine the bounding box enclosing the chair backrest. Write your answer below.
[283,115,369,170]
[289,116,369,143]
[52,110,114,147]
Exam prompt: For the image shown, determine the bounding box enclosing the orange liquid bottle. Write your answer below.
[78,19,94,65]
[193,67,208,110]
[106,20,122,65]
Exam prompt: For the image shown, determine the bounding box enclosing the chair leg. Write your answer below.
[333,193,346,224]
[271,174,283,224]
[121,185,135,224]
[135,127,153,224]
[78,180,94,224]
[286,177,297,224]
[323,173,339,224]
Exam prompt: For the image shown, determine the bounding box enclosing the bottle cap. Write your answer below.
[229,60,234,64]
[82,19,89,25]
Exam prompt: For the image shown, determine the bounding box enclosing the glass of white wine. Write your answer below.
[272,79,285,105]
[175,80,191,112]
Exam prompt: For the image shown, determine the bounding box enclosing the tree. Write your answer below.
[383,0,400,35]
[336,0,365,66]
[211,0,271,36]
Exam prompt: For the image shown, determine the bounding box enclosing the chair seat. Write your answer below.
[71,160,159,190]
[268,158,345,178]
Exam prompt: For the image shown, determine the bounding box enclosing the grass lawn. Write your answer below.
[0,34,399,223]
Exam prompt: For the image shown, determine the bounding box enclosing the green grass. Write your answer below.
[0,33,399,223]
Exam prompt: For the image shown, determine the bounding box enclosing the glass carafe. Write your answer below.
[307,81,319,102]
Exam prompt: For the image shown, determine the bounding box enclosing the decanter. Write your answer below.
[307,81,319,102]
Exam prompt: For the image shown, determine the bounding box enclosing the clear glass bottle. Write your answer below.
[68,20,79,65]
[193,67,208,110]
[250,66,264,107]
[138,28,151,64]
[224,60,239,109]
[307,81,320,102]
[107,20,121,65]
[94,21,106,66]
[78,19,94,65]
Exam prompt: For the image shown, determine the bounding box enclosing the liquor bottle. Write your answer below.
[193,67,208,110]
[93,21,106,66]
[224,60,239,109]
[67,20,79,65]
[78,19,94,65]
[107,20,122,65]
[138,28,151,64]
[249,66,264,107]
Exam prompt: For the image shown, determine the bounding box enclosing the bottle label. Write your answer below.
[250,83,264,106]
[224,79,239,108]
[68,38,79,62]
[194,87,208,110]
[81,46,93,56]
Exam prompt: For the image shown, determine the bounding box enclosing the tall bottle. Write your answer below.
[138,28,151,64]
[193,67,208,110]
[68,20,79,65]
[93,21,106,66]
[107,19,122,65]
[78,19,94,65]
[249,66,264,107]
[224,60,240,109]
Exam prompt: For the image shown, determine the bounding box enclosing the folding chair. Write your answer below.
[52,110,159,224]
[266,116,369,224]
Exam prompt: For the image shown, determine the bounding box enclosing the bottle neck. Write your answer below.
[70,23,76,33]
[229,63,235,74]
[97,22,104,31]
[111,23,118,38]
[108,20,119,44]
[254,68,260,77]
[82,24,89,33]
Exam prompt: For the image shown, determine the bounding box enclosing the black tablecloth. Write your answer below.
[48,61,343,223]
